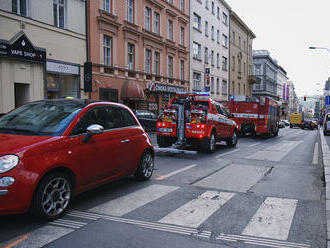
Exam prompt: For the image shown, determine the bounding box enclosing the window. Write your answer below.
[127,0,134,23]
[205,21,208,36]
[244,41,246,52]
[180,60,184,80]
[193,42,201,60]
[232,31,235,43]
[168,20,173,40]
[238,59,242,73]
[204,47,208,64]
[12,0,28,16]
[211,26,214,40]
[254,64,262,75]
[238,83,241,94]
[103,0,111,13]
[211,77,214,93]
[222,56,227,70]
[239,36,241,48]
[216,53,220,68]
[53,0,65,28]
[180,27,185,46]
[216,78,220,94]
[145,7,151,31]
[193,72,201,91]
[222,80,227,95]
[180,0,184,11]
[168,0,173,3]
[145,49,152,73]
[222,34,228,47]
[217,7,220,19]
[119,107,138,127]
[127,43,135,70]
[244,62,246,75]
[104,35,112,66]
[243,84,246,95]
[223,12,228,25]
[217,30,220,43]
[205,0,209,9]
[232,56,235,71]
[168,56,173,78]
[211,2,214,14]
[211,50,214,66]
[193,13,201,31]
[154,12,160,34]
[154,52,160,75]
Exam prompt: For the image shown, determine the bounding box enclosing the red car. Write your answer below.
[0,100,154,219]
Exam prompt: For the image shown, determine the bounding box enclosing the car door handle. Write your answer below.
[121,139,130,144]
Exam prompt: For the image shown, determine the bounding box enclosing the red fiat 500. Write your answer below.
[0,100,154,219]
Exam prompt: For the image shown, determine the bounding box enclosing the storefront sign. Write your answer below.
[47,61,80,75]
[0,33,46,63]
[146,81,185,93]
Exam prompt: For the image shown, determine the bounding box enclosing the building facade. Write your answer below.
[88,0,189,113]
[189,0,230,101]
[228,11,255,97]
[277,66,289,119]
[0,0,86,114]
[252,50,278,98]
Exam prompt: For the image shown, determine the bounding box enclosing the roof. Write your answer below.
[230,11,256,38]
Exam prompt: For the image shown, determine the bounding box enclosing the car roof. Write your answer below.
[26,99,125,109]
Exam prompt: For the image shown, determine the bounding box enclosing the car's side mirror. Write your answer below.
[83,124,104,143]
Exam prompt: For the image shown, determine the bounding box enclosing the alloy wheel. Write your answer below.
[210,133,216,151]
[142,152,154,178]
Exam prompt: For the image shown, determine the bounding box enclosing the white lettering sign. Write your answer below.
[46,61,79,75]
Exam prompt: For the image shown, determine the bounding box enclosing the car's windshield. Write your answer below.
[0,101,83,136]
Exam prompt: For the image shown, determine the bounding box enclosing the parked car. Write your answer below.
[135,110,157,132]
[282,120,290,126]
[279,120,286,128]
[0,99,154,219]
[324,113,330,135]
[301,120,317,130]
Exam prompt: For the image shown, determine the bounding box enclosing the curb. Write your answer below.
[319,128,330,248]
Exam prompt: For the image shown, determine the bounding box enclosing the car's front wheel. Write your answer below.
[200,132,216,153]
[31,172,72,220]
[227,130,238,147]
[135,151,154,181]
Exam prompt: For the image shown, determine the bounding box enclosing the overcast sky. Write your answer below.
[225,0,330,97]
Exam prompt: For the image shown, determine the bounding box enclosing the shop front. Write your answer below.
[46,60,80,99]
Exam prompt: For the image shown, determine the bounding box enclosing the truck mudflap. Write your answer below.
[154,147,198,155]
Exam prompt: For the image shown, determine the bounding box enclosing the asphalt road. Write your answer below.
[0,127,326,248]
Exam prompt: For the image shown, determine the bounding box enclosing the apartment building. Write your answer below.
[88,0,189,113]
[0,0,86,114]
[228,11,255,97]
[277,66,289,119]
[190,0,230,101]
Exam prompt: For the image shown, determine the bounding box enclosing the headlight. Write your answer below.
[0,155,19,173]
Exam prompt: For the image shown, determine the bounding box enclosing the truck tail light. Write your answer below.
[265,115,268,125]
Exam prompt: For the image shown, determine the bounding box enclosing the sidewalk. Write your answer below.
[319,128,330,248]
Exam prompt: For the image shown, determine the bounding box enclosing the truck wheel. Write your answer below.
[226,130,238,147]
[200,132,216,153]
[157,136,172,148]
[290,124,292,128]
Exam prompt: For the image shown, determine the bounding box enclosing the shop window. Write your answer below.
[46,74,79,99]
[12,0,28,16]
[99,88,118,102]
[53,0,65,28]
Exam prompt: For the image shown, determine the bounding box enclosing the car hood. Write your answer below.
[0,133,55,156]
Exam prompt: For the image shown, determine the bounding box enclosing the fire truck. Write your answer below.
[224,96,280,137]
[157,93,238,153]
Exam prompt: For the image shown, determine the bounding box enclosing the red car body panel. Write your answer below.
[0,101,153,215]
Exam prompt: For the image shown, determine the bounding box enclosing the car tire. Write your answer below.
[200,132,216,153]
[134,151,154,181]
[31,172,73,220]
[273,130,279,136]
[227,130,238,147]
[290,124,293,128]
[157,136,172,148]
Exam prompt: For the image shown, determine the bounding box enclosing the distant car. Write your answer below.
[0,100,154,219]
[324,113,330,135]
[282,120,290,126]
[279,120,285,128]
[135,110,157,132]
[301,120,317,130]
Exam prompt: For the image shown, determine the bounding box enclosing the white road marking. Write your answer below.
[248,142,261,148]
[312,142,319,165]
[158,191,235,228]
[156,164,197,180]
[216,148,241,159]
[89,184,179,216]
[242,197,298,240]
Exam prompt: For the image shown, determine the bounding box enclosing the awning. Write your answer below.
[121,80,145,100]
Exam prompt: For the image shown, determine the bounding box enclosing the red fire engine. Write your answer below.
[157,93,238,153]
[224,96,280,137]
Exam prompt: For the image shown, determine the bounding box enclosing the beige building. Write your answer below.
[0,0,86,115]
[228,11,255,97]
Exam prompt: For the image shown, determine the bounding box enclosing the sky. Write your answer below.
[225,0,330,97]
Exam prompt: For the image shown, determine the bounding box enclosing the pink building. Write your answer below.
[88,0,190,113]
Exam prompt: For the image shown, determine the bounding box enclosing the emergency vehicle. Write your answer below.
[224,95,280,137]
[157,93,238,153]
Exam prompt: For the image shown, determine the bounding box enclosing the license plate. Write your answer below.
[158,128,173,133]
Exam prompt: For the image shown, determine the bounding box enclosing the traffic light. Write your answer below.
[304,96,306,101]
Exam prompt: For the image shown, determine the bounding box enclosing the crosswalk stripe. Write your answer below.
[242,197,298,240]
[158,191,235,228]
[89,184,179,216]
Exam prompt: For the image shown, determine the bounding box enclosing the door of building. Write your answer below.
[14,83,30,108]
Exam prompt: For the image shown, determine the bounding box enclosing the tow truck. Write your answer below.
[156,92,238,154]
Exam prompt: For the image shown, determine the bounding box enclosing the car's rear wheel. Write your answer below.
[157,136,172,148]
[31,172,72,220]
[135,151,154,181]
[200,132,216,153]
[227,130,238,147]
